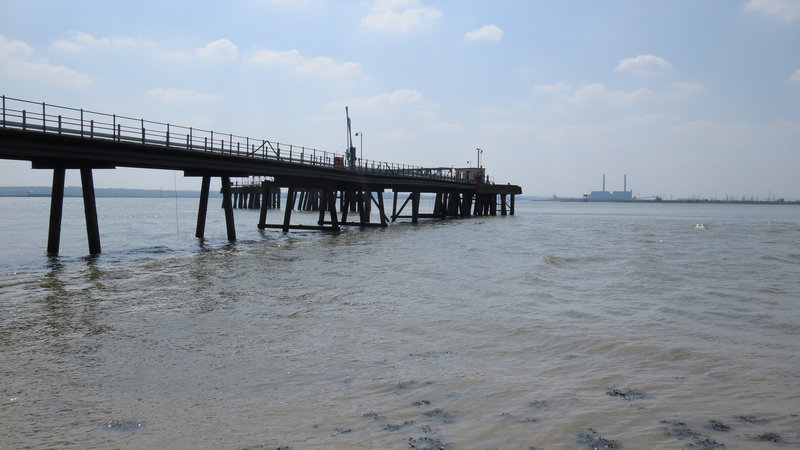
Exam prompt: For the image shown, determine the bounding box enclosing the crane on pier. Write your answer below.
[345,107,356,171]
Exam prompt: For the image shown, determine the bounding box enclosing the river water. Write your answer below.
[1,197,799,449]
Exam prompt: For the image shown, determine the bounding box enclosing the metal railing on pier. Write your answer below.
[1,95,473,184]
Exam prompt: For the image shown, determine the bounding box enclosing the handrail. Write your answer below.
[0,95,476,184]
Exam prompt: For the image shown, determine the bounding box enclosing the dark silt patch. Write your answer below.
[385,420,414,432]
[577,428,623,449]
[413,400,432,407]
[407,436,451,449]
[606,387,649,401]
[528,400,549,409]
[660,420,725,449]
[707,420,731,432]
[103,420,142,433]
[753,432,784,443]
[735,415,769,425]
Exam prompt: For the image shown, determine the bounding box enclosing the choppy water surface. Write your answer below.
[1,197,799,449]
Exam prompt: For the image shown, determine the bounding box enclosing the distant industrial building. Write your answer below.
[585,174,633,201]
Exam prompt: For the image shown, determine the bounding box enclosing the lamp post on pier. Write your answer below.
[476,147,483,168]
[355,132,363,163]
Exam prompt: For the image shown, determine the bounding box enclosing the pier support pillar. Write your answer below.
[375,191,387,227]
[461,191,472,218]
[501,194,507,216]
[392,191,398,222]
[46,167,66,255]
[195,175,210,238]
[80,167,101,255]
[221,176,236,241]
[258,181,269,229]
[327,190,340,231]
[283,187,296,232]
[411,191,420,224]
[357,191,367,225]
[510,194,515,215]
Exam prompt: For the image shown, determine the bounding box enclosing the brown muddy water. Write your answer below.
[1,198,799,449]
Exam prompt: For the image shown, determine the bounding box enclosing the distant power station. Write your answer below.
[585,174,633,201]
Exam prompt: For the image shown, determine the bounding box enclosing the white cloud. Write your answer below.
[0,34,98,87]
[54,33,238,65]
[464,24,503,42]
[326,89,432,112]
[616,54,673,76]
[0,35,34,59]
[294,56,361,78]
[360,0,442,33]
[246,49,303,65]
[53,31,152,52]
[745,0,800,22]
[146,88,224,103]
[790,68,800,83]
[246,48,361,78]
[534,80,572,93]
[568,84,652,107]
[194,39,238,62]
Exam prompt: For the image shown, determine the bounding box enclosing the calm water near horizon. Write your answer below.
[1,197,799,449]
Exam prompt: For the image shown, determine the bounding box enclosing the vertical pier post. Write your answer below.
[411,191,420,223]
[283,187,296,232]
[392,191,398,222]
[501,193,507,216]
[466,192,474,217]
[327,190,340,231]
[80,167,101,255]
[317,190,328,225]
[340,190,351,223]
[357,191,367,225]
[375,191,387,227]
[221,176,236,241]
[510,194,515,215]
[258,181,269,229]
[46,167,66,255]
[195,175,210,238]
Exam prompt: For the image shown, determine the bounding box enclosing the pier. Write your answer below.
[0,96,521,255]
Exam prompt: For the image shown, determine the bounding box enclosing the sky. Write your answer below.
[1,0,799,200]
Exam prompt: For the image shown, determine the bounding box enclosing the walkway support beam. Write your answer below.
[283,187,296,232]
[221,176,236,241]
[195,175,210,238]
[80,167,101,255]
[46,167,65,255]
[258,180,269,228]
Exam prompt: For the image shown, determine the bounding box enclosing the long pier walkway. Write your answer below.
[0,96,521,255]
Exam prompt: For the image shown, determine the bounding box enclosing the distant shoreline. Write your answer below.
[0,186,222,198]
[1,187,796,205]
[550,198,800,205]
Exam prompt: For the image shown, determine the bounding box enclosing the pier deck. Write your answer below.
[0,96,521,254]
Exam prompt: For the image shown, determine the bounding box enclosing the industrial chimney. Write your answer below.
[603,174,606,192]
